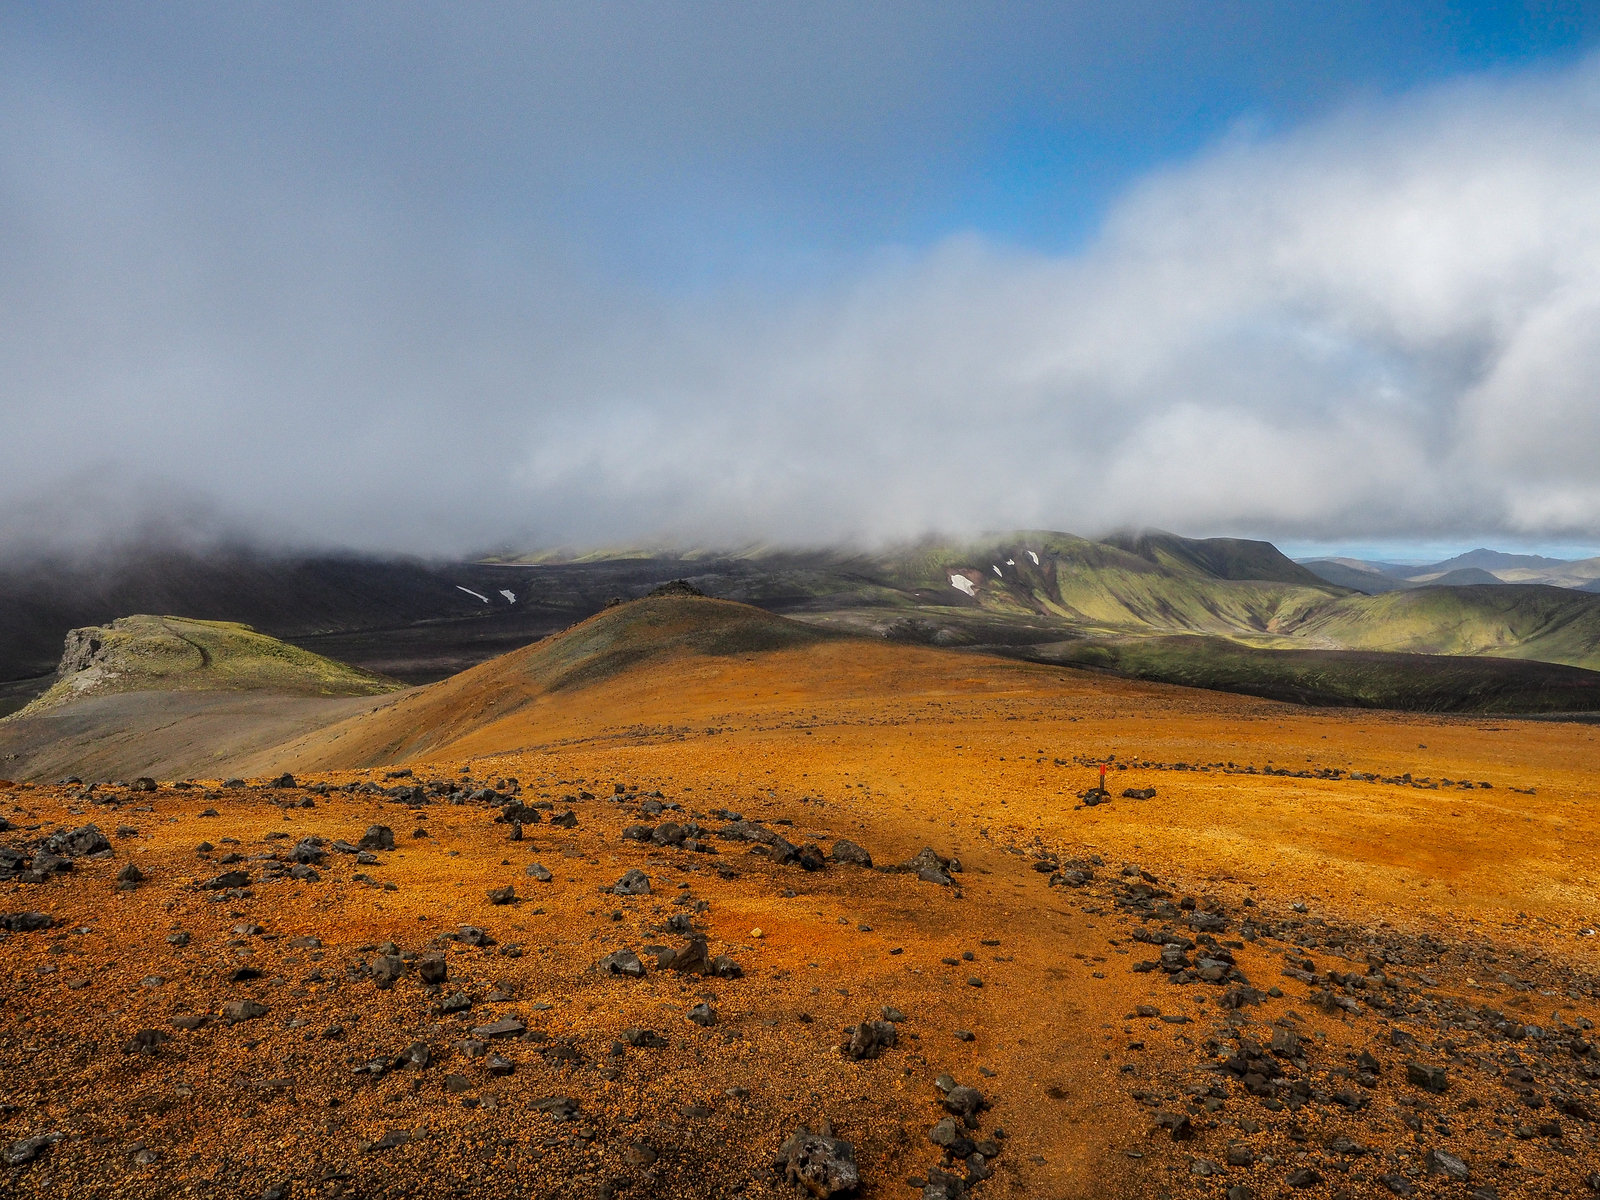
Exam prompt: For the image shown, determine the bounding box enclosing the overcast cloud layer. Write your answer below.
[4,8,1600,555]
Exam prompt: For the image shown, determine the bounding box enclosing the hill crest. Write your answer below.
[8,614,401,718]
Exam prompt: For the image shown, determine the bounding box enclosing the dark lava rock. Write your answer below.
[1425,1148,1470,1182]
[773,1126,861,1198]
[1154,1111,1193,1141]
[599,948,646,979]
[171,1015,210,1031]
[525,863,553,882]
[904,847,958,887]
[418,954,448,984]
[455,925,495,947]
[486,1053,514,1075]
[797,843,827,872]
[687,1002,717,1027]
[531,1095,579,1119]
[830,839,873,867]
[613,869,650,897]
[666,935,711,974]
[0,912,55,933]
[472,1016,526,1038]
[41,823,112,858]
[486,885,515,905]
[4,1132,63,1167]
[1286,1167,1322,1188]
[222,999,269,1023]
[370,955,406,990]
[269,774,297,789]
[365,1129,410,1152]
[841,1019,898,1061]
[938,1079,987,1129]
[200,870,250,890]
[623,1028,667,1048]
[123,1028,169,1055]
[358,825,395,852]
[549,810,578,829]
[1121,788,1157,799]
[1407,1062,1449,1092]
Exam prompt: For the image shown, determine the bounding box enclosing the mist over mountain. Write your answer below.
[5,13,1600,553]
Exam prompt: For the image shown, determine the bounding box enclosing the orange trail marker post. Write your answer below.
[1099,763,1107,795]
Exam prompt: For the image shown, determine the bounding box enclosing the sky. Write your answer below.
[5,2,1600,560]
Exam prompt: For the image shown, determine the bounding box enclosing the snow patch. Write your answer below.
[949,574,977,597]
[1005,558,1015,566]
[992,565,1003,577]
[456,586,490,604]
[1028,550,1039,565]
[498,589,516,604]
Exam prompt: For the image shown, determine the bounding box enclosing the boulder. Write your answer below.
[358,825,395,852]
[772,1127,861,1198]
[613,869,651,897]
[829,839,873,867]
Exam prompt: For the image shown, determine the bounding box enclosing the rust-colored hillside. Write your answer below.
[1,594,1597,1199]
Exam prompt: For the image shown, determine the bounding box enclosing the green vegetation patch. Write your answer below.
[1033,634,1600,713]
[9,614,401,717]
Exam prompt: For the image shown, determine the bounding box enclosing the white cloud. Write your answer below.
[5,50,1600,552]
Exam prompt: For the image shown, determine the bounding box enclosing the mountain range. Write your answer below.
[6,529,1600,720]
[1298,548,1600,594]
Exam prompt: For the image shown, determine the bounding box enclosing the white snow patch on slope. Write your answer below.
[992,565,1003,576]
[499,589,516,604]
[456,586,490,603]
[1028,551,1039,565]
[949,574,977,596]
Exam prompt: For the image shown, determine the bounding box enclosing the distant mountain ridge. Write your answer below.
[7,529,1600,719]
[1299,547,1600,594]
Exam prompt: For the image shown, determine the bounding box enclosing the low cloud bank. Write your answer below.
[4,55,1600,554]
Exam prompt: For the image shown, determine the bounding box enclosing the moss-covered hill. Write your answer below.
[9,615,402,717]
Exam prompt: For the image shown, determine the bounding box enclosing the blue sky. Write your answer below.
[4,3,1600,556]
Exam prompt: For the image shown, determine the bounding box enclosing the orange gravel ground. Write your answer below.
[3,633,1599,1199]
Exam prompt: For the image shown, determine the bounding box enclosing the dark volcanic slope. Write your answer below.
[1021,635,1600,713]
[0,551,716,702]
